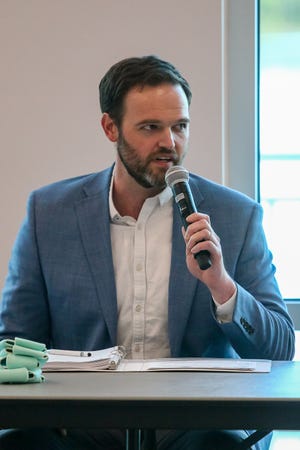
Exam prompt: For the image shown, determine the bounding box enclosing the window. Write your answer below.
[259,0,300,299]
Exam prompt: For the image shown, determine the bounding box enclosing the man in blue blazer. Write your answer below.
[0,56,295,449]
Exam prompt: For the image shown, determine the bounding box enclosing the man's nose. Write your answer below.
[158,128,175,150]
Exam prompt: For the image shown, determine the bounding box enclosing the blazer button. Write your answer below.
[240,317,254,335]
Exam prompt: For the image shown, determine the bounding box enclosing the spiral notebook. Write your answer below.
[44,346,271,373]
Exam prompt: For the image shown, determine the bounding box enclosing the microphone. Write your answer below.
[165,165,212,270]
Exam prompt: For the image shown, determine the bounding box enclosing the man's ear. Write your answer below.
[101,113,119,142]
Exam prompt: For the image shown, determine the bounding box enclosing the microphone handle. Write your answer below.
[172,182,212,270]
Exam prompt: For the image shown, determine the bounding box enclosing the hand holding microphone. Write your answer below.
[165,165,212,271]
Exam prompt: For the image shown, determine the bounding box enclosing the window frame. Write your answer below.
[224,0,300,326]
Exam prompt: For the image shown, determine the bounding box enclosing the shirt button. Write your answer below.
[135,304,142,312]
[136,263,143,271]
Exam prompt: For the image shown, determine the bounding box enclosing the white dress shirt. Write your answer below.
[110,184,173,359]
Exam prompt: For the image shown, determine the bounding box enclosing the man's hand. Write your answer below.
[182,212,236,304]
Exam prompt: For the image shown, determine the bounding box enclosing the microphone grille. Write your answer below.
[165,165,189,187]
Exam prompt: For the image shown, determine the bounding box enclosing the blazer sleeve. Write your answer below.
[218,202,295,360]
[0,192,51,345]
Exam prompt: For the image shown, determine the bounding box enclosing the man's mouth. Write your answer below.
[155,156,173,162]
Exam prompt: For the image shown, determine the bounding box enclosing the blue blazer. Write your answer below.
[0,167,295,360]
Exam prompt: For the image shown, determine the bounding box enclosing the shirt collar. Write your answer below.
[109,173,173,224]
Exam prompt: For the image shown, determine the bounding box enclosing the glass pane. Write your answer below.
[259,0,300,299]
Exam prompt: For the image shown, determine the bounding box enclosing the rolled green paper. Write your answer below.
[15,337,46,352]
[0,367,45,384]
[0,367,29,383]
[0,339,14,352]
[6,353,40,370]
[12,344,48,361]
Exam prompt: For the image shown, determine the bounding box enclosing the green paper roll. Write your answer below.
[15,337,46,352]
[6,353,40,370]
[0,367,29,383]
[0,367,45,384]
[12,344,48,361]
[0,339,14,352]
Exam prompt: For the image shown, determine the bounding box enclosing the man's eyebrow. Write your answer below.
[136,119,162,126]
[136,118,190,126]
[175,118,190,124]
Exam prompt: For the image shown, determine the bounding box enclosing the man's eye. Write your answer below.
[142,124,159,131]
[174,123,188,132]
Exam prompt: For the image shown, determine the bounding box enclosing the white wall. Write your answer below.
[0,0,241,292]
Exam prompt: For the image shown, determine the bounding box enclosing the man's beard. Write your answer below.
[116,133,184,189]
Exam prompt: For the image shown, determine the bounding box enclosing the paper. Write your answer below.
[44,347,271,373]
[117,358,271,373]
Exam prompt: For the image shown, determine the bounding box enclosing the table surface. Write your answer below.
[1,361,300,430]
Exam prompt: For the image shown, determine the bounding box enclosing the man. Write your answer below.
[0,55,295,449]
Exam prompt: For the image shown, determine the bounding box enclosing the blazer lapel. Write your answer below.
[74,169,118,344]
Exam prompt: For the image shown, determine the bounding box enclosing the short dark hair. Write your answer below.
[99,55,192,127]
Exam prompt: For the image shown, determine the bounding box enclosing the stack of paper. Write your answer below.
[44,346,271,373]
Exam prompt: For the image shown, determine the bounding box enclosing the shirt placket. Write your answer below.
[131,201,155,359]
